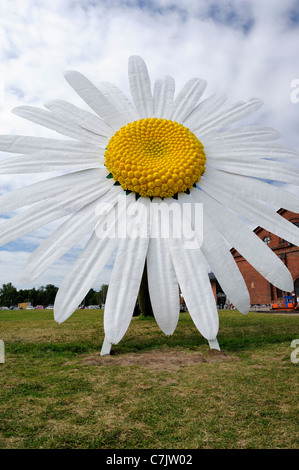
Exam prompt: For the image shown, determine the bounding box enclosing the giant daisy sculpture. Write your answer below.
[0,56,299,355]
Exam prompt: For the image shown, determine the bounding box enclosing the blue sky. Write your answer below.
[0,0,299,289]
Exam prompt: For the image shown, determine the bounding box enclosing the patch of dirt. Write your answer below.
[83,349,238,372]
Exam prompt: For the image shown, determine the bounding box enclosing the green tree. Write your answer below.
[98,284,108,305]
[0,283,18,307]
[29,287,38,306]
[85,288,97,306]
[44,285,58,306]
[36,286,46,305]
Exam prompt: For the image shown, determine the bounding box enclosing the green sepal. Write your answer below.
[172,193,178,200]
[184,189,190,195]
[135,193,141,201]
[114,181,121,186]
[106,173,113,179]
[126,190,132,195]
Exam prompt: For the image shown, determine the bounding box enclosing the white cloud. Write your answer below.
[0,0,299,288]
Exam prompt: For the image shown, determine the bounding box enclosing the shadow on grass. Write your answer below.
[117,332,296,355]
[4,310,298,358]
[7,342,98,357]
[218,333,296,352]
[6,331,296,358]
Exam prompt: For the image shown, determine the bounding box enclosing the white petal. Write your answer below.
[204,168,299,214]
[0,168,105,214]
[200,174,299,247]
[178,192,250,314]
[202,214,250,314]
[209,339,220,350]
[0,150,104,174]
[183,93,227,130]
[169,243,219,341]
[104,197,150,344]
[97,82,139,124]
[64,71,131,130]
[193,98,263,136]
[153,75,175,119]
[205,141,298,160]
[13,106,105,145]
[192,188,294,292]
[22,202,97,284]
[164,201,219,341]
[100,337,112,356]
[170,78,207,123]
[147,199,180,335]
[54,207,119,323]
[0,135,102,154]
[0,179,112,246]
[44,99,114,137]
[204,126,281,144]
[21,186,123,283]
[207,158,299,186]
[128,55,153,118]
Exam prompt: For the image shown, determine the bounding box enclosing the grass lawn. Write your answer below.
[0,308,298,449]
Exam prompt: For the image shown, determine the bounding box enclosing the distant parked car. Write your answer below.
[26,306,35,310]
[45,305,54,309]
[1,307,9,310]
[35,305,44,309]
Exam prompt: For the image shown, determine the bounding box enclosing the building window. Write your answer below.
[276,288,283,299]
[270,284,276,301]
[263,236,271,245]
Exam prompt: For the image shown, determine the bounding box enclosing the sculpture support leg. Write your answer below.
[138,261,154,317]
[208,338,220,351]
[100,336,112,356]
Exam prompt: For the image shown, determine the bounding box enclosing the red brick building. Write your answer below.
[231,209,299,306]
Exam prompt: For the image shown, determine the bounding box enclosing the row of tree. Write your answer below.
[0,283,109,308]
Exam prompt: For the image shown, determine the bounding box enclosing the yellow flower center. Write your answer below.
[104,118,206,198]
